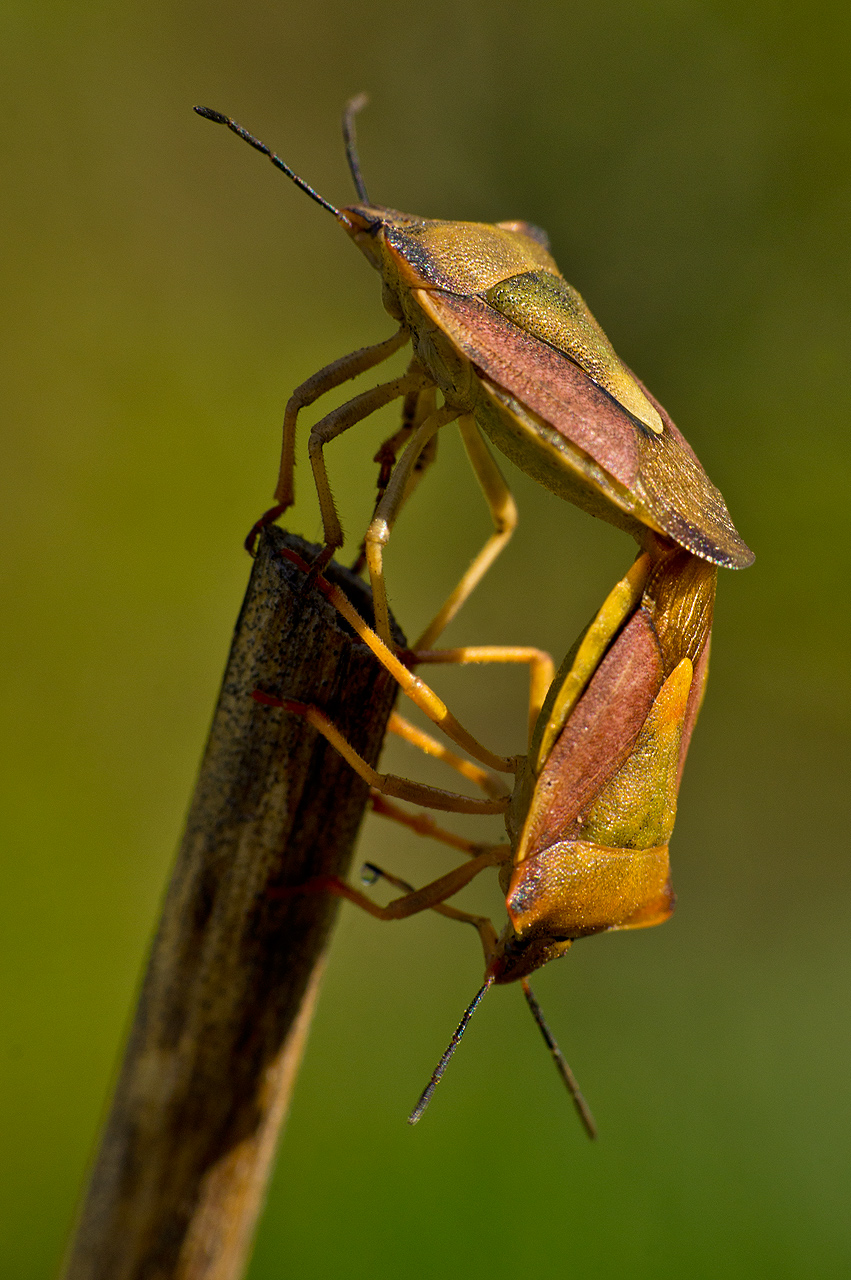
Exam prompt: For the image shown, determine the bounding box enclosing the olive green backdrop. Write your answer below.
[2,2,849,1276]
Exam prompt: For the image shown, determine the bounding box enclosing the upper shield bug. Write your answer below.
[195,100,753,649]
[254,533,716,1136]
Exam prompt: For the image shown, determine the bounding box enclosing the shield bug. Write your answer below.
[195,101,753,648]
[254,535,716,1134]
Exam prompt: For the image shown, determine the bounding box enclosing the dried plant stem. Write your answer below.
[62,527,402,1280]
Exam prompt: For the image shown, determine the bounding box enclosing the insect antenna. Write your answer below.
[521,979,597,1140]
[342,93,371,203]
[193,106,346,222]
[408,978,494,1125]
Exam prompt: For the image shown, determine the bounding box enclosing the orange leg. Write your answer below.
[271,547,517,776]
[361,862,503,966]
[413,416,518,649]
[295,852,507,967]
[409,644,555,749]
[246,326,410,553]
[254,693,508,815]
[308,366,428,562]
[368,791,509,858]
[372,385,439,515]
[364,403,461,644]
[350,383,439,576]
[387,712,510,800]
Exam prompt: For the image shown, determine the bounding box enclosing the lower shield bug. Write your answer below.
[255,535,715,1133]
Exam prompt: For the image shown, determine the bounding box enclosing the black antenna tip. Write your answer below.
[191,104,345,222]
[407,980,492,1125]
[194,106,228,124]
[522,980,598,1141]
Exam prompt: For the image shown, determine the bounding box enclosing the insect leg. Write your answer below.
[359,863,503,965]
[276,546,517,773]
[368,792,507,857]
[364,403,462,645]
[350,382,438,575]
[373,383,438,507]
[414,416,518,649]
[261,694,508,814]
[303,849,506,951]
[276,326,409,510]
[387,711,509,799]
[410,644,555,749]
[307,367,427,559]
[247,327,411,553]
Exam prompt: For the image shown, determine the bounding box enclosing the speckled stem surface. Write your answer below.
[62,527,402,1280]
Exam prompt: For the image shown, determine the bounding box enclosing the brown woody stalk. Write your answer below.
[62,527,402,1280]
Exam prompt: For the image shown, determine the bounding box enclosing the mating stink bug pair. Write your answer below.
[197,98,753,1132]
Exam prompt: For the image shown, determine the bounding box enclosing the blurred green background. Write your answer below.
[2,1,849,1276]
